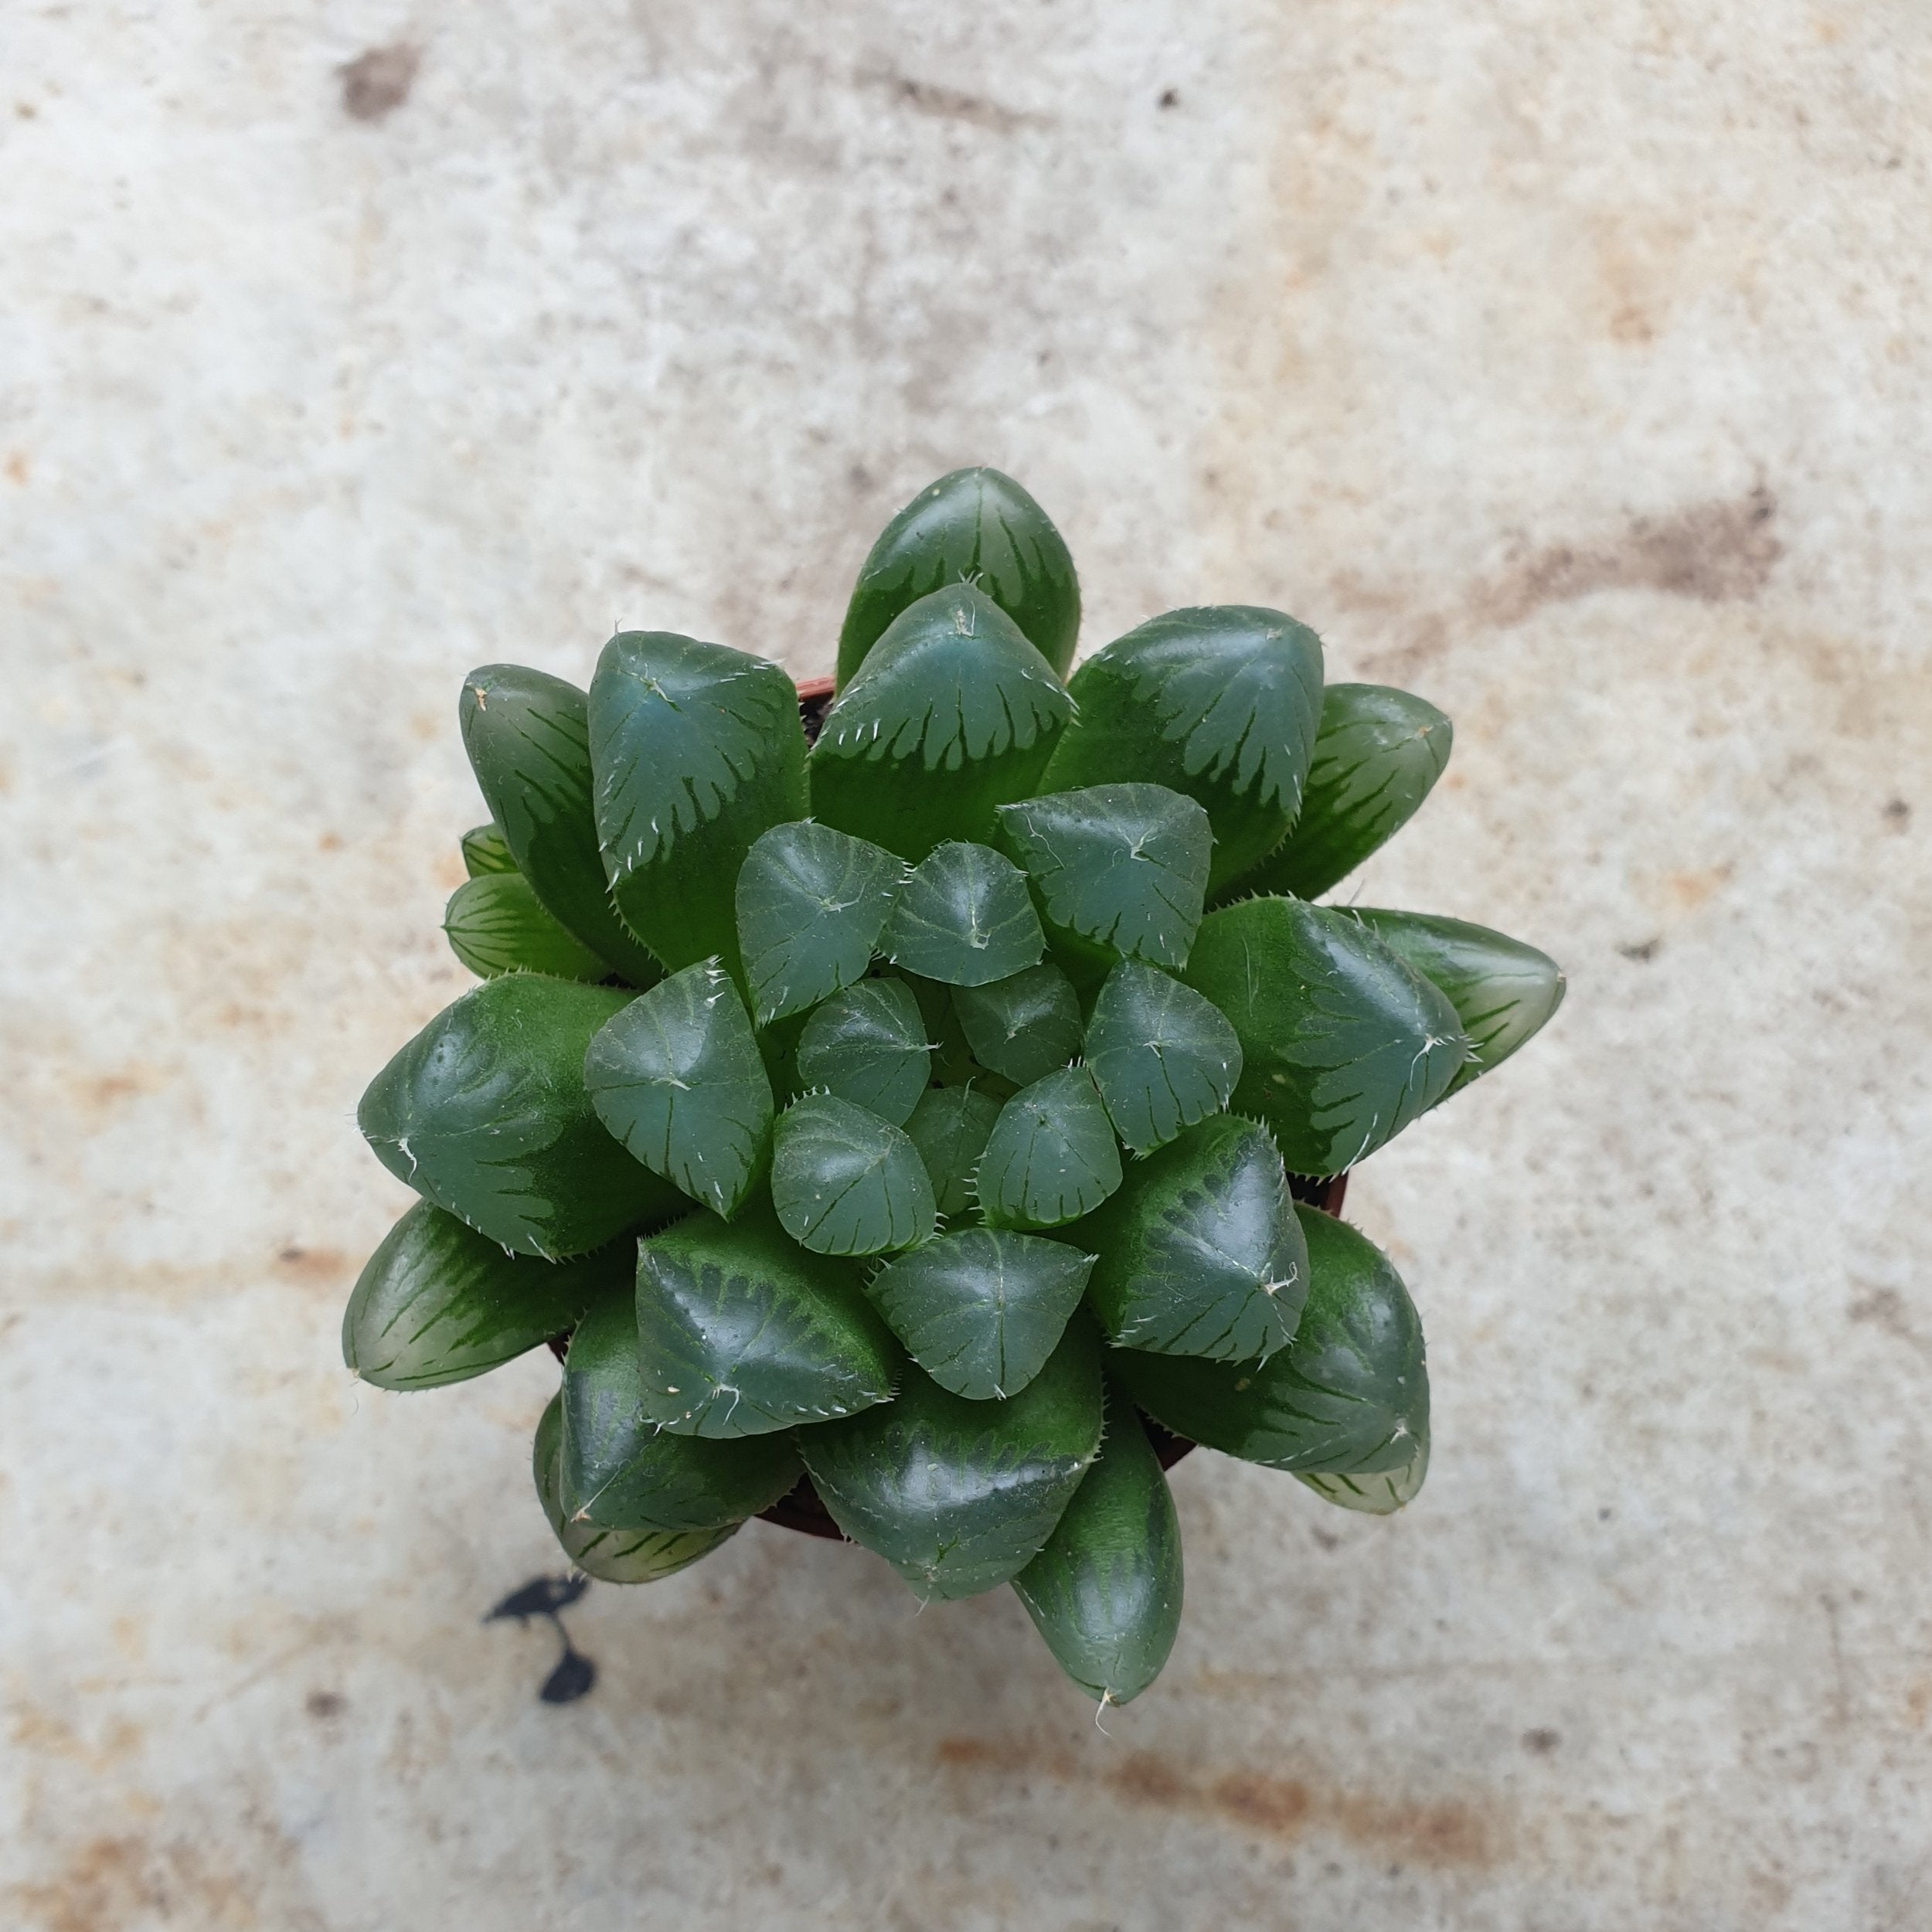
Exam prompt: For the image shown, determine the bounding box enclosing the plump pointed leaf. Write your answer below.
[902,1084,1003,1218]
[461,823,516,876]
[633,1204,897,1435]
[358,976,684,1257]
[978,1068,1123,1230]
[794,978,931,1126]
[1240,685,1452,901]
[1081,1116,1308,1362]
[1110,1206,1429,1512]
[735,821,905,1023]
[1182,897,1470,1175]
[1012,1400,1182,1703]
[1084,961,1243,1155]
[443,874,611,982]
[1347,910,1564,1098]
[865,1230,1096,1400]
[1041,607,1324,893]
[588,632,808,977]
[883,841,1045,987]
[343,1200,629,1389]
[798,1324,1104,1600]
[811,586,1075,860]
[583,960,773,1217]
[951,965,1083,1087]
[534,1395,738,1582]
[459,665,662,986]
[770,1094,937,1255]
[560,1291,801,1526]
[837,467,1081,685]
[996,784,1211,968]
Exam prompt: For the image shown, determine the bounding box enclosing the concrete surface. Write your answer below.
[4,3,1930,1927]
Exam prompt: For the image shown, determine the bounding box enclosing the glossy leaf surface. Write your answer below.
[735,820,904,1024]
[1083,961,1243,1155]
[358,975,683,1257]
[864,1229,1095,1400]
[583,961,773,1218]
[902,1085,1002,1218]
[1012,1401,1182,1703]
[977,1068,1123,1230]
[798,1324,1104,1599]
[443,873,611,982]
[883,841,1045,987]
[634,1204,897,1435]
[343,1199,628,1389]
[1183,896,1469,1175]
[836,466,1081,685]
[794,978,931,1126]
[951,965,1083,1087]
[770,1094,937,1255]
[461,823,516,876]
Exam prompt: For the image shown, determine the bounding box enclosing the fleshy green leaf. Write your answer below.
[977,1068,1123,1230]
[1110,1205,1429,1513]
[951,965,1083,1087]
[810,586,1075,860]
[734,821,905,1024]
[633,1204,898,1435]
[836,467,1081,685]
[588,632,808,977]
[883,841,1045,987]
[461,823,516,877]
[1083,961,1243,1155]
[996,784,1212,969]
[1040,608,1324,893]
[443,873,611,982]
[343,1199,628,1389]
[770,1093,937,1255]
[902,1085,1003,1218]
[1346,910,1564,1098]
[582,960,773,1218]
[1080,1116,1308,1362]
[864,1229,1096,1400]
[1182,897,1470,1175]
[1012,1400,1182,1703]
[534,1395,739,1583]
[794,978,931,1127]
[560,1291,801,1526]
[798,1323,1104,1600]
[358,976,684,1258]
[459,665,662,986]
[1238,685,1452,901]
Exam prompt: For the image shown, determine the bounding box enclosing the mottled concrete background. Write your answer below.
[5,3,1929,1927]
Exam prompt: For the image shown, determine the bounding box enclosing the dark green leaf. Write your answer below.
[1012,1400,1182,1703]
[634,1203,897,1435]
[798,1323,1104,1599]
[1239,685,1452,901]
[358,976,684,1258]
[795,978,931,1126]
[770,1093,937,1255]
[343,1199,628,1389]
[810,586,1074,859]
[583,960,773,1218]
[459,665,662,987]
[951,965,1083,1087]
[1040,607,1324,893]
[996,784,1211,968]
[734,821,905,1024]
[865,1229,1095,1400]
[461,823,516,877]
[902,1085,1003,1218]
[443,874,611,982]
[1084,961,1243,1154]
[1346,910,1564,1098]
[882,841,1045,987]
[534,1395,739,1583]
[1182,897,1470,1175]
[978,1068,1123,1229]
[588,632,808,977]
[837,466,1081,685]
[560,1291,801,1527]
[1080,1116,1307,1362]
[1111,1205,1429,1513]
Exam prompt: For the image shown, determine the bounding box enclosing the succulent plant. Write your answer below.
[345,466,1563,1706]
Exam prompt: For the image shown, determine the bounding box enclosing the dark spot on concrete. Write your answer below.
[1617,937,1661,962]
[305,1690,345,1719]
[1883,798,1910,828]
[1309,1525,1341,1549]
[1158,88,1181,108]
[1847,1285,1930,1357]
[275,1244,349,1282]
[1113,1752,1188,1806]
[876,73,1039,133]
[1598,1506,1613,1520]
[339,44,420,123]
[1522,1727,1560,1755]
[1213,1771,1312,1832]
